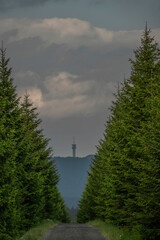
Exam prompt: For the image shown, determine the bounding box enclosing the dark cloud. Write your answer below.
[92,0,106,4]
[0,0,68,11]
[90,0,160,6]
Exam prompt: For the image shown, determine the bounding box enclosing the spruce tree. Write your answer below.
[17,94,47,230]
[18,94,70,228]
[127,27,160,238]
[0,46,21,239]
[101,27,160,237]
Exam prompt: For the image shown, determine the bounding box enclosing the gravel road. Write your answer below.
[41,223,107,240]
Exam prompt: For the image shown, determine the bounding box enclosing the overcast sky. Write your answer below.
[0,0,160,157]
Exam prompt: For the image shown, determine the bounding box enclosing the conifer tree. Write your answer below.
[17,94,48,230]
[18,94,70,229]
[111,26,160,237]
[0,46,21,239]
[101,27,160,237]
[126,27,160,238]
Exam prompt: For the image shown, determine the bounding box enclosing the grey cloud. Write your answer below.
[0,0,69,11]
[14,68,112,119]
[90,0,160,10]
[15,18,113,47]
[91,0,159,3]
[91,0,106,4]
[0,18,143,49]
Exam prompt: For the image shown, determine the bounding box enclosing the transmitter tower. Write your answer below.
[72,137,76,158]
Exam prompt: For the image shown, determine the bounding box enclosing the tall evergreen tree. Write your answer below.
[18,94,70,229]
[102,27,160,237]
[126,27,160,238]
[0,46,21,239]
[17,94,48,230]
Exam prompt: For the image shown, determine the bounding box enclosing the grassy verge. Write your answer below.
[88,219,141,240]
[18,219,58,240]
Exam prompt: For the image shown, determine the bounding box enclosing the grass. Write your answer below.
[18,219,57,240]
[87,219,141,240]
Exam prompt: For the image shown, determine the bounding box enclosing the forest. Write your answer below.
[77,27,160,240]
[0,46,69,240]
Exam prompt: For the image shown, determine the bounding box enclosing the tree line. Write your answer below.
[0,46,69,240]
[77,26,160,240]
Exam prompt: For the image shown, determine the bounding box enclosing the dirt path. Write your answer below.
[41,223,106,240]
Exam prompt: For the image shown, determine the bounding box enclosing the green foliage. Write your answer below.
[78,26,160,240]
[88,219,141,240]
[77,145,106,223]
[17,92,70,230]
[18,94,52,230]
[0,46,22,239]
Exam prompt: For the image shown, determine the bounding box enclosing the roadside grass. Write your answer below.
[88,219,141,240]
[18,219,57,240]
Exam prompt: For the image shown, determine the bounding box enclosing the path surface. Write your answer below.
[41,223,106,240]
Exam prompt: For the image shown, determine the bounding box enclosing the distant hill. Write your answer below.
[52,155,94,208]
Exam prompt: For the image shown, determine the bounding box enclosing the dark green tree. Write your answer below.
[0,46,21,239]
[18,94,70,229]
[102,27,160,237]
[17,94,48,230]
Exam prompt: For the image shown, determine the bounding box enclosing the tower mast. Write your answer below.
[72,137,76,158]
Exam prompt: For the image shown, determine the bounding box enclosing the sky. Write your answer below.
[0,0,160,157]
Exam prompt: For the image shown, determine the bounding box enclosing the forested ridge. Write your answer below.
[53,155,93,208]
[0,46,69,240]
[77,27,160,240]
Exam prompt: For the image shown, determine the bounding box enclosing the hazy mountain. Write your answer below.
[53,155,94,208]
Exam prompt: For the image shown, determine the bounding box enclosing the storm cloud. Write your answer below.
[0,0,73,11]
[91,0,106,4]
